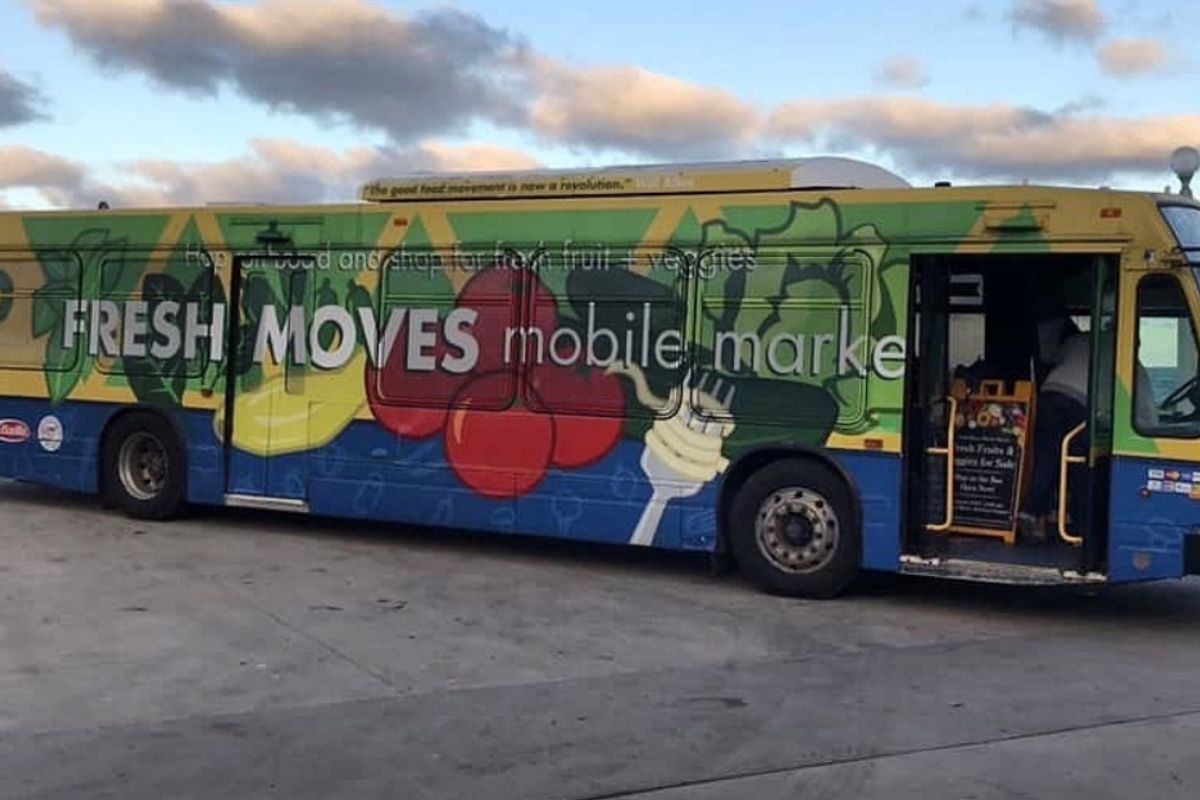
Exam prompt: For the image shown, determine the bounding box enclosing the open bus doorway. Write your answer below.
[904,254,1118,580]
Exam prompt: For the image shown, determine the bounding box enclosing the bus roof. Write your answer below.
[360,157,911,203]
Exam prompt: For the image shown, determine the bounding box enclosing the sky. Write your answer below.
[0,0,1197,209]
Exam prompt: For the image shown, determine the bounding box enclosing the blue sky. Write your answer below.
[0,0,1197,208]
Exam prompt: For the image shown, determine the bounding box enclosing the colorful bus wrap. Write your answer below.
[1,159,1198,596]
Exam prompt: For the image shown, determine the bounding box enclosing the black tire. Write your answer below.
[727,459,860,598]
[101,412,187,520]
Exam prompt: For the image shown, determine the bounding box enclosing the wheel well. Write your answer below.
[717,447,861,552]
[97,407,185,494]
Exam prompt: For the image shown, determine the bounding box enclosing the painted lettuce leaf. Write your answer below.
[33,230,130,404]
[697,200,896,436]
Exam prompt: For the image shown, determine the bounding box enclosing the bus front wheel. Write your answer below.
[728,460,860,598]
[102,413,186,520]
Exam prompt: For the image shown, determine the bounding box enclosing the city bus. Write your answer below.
[0,157,1197,597]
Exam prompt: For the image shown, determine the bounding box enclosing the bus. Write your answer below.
[0,157,1197,597]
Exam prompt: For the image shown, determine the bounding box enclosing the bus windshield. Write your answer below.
[1162,205,1200,298]
[1162,204,1200,273]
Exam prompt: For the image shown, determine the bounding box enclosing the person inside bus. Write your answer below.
[1019,315,1090,544]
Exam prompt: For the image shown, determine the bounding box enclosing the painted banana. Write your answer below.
[214,353,367,456]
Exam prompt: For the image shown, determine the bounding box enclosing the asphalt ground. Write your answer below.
[2,479,1199,799]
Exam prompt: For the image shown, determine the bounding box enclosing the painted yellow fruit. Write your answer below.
[215,353,367,456]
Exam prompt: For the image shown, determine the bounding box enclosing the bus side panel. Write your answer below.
[1107,457,1194,582]
[304,420,718,549]
[515,437,720,550]
[0,397,100,493]
[831,450,903,572]
[179,408,226,506]
[305,418,520,534]
[0,396,226,505]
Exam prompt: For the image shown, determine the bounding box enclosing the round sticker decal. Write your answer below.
[37,415,64,453]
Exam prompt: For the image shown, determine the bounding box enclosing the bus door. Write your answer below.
[223,252,317,508]
[1073,256,1118,574]
[905,256,953,556]
[905,254,1117,580]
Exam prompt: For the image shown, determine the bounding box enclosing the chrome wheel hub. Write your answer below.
[117,433,168,501]
[755,488,840,574]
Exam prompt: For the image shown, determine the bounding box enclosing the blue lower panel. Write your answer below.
[0,398,104,493]
[1108,457,1199,583]
[306,427,714,550]
[2,394,902,562]
[517,452,720,550]
[831,451,903,572]
[0,397,224,505]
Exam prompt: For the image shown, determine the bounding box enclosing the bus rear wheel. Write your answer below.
[102,413,186,520]
[728,459,860,598]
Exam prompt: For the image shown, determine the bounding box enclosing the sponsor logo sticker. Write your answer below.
[1147,480,1164,492]
[0,419,31,444]
[1149,469,1165,480]
[37,415,63,453]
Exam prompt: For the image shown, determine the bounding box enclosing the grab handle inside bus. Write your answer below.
[926,396,958,533]
[1057,422,1087,546]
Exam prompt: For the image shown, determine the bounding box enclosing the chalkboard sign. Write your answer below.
[954,425,1021,529]
[947,384,1031,543]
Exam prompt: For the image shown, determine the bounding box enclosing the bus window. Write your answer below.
[694,252,873,427]
[93,249,216,379]
[1134,274,1200,438]
[375,251,518,411]
[0,252,79,370]
[524,255,686,419]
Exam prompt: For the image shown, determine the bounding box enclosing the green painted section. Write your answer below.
[447,207,660,308]
[382,215,454,300]
[1113,378,1160,455]
[0,197,1013,452]
[213,210,388,389]
[22,214,172,403]
[448,207,660,249]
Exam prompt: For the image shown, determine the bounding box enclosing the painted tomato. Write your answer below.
[365,320,469,439]
[445,372,555,499]
[530,363,625,468]
[457,267,558,372]
[365,364,448,439]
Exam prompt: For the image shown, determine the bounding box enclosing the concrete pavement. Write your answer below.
[2,480,1199,799]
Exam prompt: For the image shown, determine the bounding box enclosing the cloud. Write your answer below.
[0,69,45,126]
[1011,0,1105,43]
[1098,38,1167,77]
[768,95,1198,181]
[0,146,91,207]
[31,0,761,160]
[0,139,541,208]
[873,55,930,89]
[18,0,1197,184]
[528,58,758,158]
[31,0,529,140]
[125,138,540,205]
[1055,95,1107,115]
